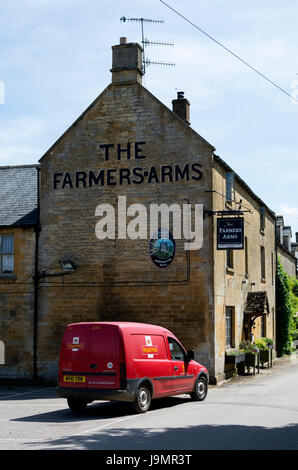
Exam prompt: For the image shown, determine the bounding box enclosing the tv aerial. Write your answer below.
[120,16,175,73]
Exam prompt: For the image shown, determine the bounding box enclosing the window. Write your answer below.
[226,249,234,269]
[0,235,14,273]
[261,246,266,280]
[0,341,4,365]
[226,172,235,203]
[225,307,234,348]
[260,207,266,232]
[245,236,248,277]
[167,337,185,361]
[261,315,266,338]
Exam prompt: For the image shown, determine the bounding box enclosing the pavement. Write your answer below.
[214,351,298,388]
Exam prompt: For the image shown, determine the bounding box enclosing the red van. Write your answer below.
[57,322,208,413]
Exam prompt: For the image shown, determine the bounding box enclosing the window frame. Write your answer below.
[225,306,234,348]
[167,336,186,361]
[226,172,235,204]
[260,207,266,232]
[244,236,249,277]
[261,245,266,280]
[226,249,234,270]
[0,234,14,274]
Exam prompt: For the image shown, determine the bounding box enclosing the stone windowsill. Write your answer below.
[0,273,17,280]
[225,201,233,209]
[226,267,234,275]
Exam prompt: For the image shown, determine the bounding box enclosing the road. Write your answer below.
[1,357,298,451]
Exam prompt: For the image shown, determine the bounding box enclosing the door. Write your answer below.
[167,337,195,393]
[87,325,120,389]
[59,326,89,388]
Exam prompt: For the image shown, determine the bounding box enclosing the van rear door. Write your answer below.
[59,324,89,388]
[87,324,122,390]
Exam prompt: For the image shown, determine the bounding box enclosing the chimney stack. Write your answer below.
[172,91,190,124]
[111,38,143,85]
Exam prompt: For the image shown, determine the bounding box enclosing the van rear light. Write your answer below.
[120,363,126,381]
[120,362,126,388]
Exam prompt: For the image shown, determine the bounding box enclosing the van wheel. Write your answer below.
[67,398,88,412]
[190,376,208,401]
[132,386,151,413]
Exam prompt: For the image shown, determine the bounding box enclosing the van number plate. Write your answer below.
[63,375,85,383]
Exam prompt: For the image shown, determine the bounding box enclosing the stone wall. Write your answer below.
[0,227,36,379]
[277,244,297,278]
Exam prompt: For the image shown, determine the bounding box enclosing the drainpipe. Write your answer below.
[33,167,40,382]
[274,216,278,356]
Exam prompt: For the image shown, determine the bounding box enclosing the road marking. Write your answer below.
[0,388,55,399]
[71,414,140,436]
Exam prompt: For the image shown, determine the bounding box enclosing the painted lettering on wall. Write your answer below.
[52,141,203,189]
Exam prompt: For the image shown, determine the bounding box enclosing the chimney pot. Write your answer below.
[172,91,190,125]
[120,37,127,45]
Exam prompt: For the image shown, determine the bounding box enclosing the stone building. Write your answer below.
[276,215,297,278]
[0,39,277,384]
[0,165,39,378]
[291,233,298,277]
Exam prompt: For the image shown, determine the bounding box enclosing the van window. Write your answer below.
[167,337,185,361]
[130,334,167,360]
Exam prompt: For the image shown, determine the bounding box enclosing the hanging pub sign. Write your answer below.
[217,217,244,250]
[149,229,176,268]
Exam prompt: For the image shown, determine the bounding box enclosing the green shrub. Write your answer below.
[264,337,274,347]
[276,258,296,356]
[255,338,268,350]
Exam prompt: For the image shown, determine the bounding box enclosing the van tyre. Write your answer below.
[190,376,208,401]
[67,398,88,413]
[132,386,151,413]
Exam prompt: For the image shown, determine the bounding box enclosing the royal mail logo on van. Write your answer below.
[142,345,158,355]
[141,334,158,356]
[66,337,85,351]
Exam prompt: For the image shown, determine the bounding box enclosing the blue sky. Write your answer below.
[1,0,297,237]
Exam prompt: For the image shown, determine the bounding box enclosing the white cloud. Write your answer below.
[281,206,298,218]
[0,117,47,165]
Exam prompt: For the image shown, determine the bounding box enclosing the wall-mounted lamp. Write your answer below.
[59,260,76,272]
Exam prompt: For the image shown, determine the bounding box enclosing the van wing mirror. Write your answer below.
[186,349,195,361]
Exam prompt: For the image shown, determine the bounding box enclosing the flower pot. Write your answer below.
[225,352,245,364]
[260,348,272,368]
[244,351,260,375]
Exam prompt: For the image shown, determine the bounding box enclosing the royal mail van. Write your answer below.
[57,322,208,413]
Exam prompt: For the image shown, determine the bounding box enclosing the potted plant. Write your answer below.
[239,341,260,375]
[225,348,246,365]
[255,337,273,368]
